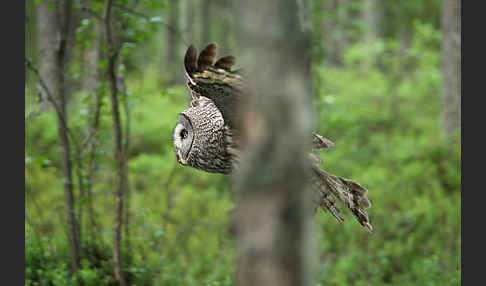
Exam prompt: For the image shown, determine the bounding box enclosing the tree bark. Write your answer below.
[36,0,81,273]
[362,0,384,44]
[184,0,195,44]
[234,1,314,285]
[441,0,461,136]
[201,0,212,45]
[166,0,180,84]
[103,0,126,285]
[336,0,349,57]
[83,19,103,243]
[118,71,132,265]
[322,0,338,65]
[220,0,232,53]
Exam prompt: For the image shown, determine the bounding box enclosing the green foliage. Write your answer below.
[26,65,234,285]
[310,22,460,286]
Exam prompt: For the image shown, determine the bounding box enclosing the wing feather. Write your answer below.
[214,55,236,71]
[197,43,218,71]
[184,44,198,78]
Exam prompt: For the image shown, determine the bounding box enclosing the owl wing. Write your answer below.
[184,43,244,130]
[311,164,372,232]
[310,133,373,232]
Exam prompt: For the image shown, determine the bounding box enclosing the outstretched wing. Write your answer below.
[312,165,372,232]
[183,43,244,130]
[310,133,373,232]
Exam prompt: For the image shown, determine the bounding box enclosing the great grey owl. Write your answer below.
[172,43,372,232]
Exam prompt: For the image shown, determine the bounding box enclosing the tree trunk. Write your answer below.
[336,0,349,57]
[184,0,195,44]
[322,0,338,65]
[83,19,103,243]
[184,0,196,103]
[234,1,314,285]
[362,0,384,44]
[103,0,126,285]
[166,0,180,84]
[441,0,461,136]
[37,0,81,273]
[212,0,233,54]
[398,27,413,55]
[201,0,212,45]
[118,71,132,265]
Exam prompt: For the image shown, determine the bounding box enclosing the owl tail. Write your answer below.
[311,164,373,232]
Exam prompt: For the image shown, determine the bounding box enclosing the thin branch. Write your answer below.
[25,109,42,120]
[26,57,89,243]
[26,59,64,122]
[25,58,85,157]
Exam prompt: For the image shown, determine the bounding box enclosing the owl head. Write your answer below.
[172,43,241,174]
[172,95,233,174]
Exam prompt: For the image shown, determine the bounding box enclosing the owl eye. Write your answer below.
[180,129,188,140]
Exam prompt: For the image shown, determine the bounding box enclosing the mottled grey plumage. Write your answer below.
[172,43,372,232]
[173,95,235,174]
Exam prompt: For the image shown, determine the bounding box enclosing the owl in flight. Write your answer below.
[172,43,372,232]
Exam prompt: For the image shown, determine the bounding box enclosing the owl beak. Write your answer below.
[176,150,187,165]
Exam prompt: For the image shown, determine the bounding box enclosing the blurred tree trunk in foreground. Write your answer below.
[36,0,81,273]
[441,0,461,136]
[235,1,314,285]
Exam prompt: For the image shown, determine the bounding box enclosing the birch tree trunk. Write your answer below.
[234,1,314,285]
[37,0,81,273]
[441,0,461,136]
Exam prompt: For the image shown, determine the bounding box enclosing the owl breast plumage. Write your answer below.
[171,43,373,232]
